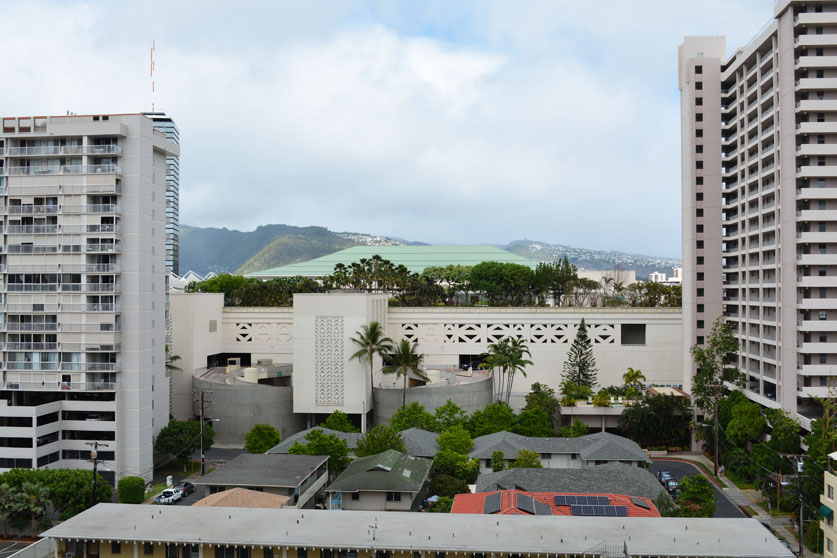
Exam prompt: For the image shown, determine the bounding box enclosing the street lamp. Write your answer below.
[200,417,220,476]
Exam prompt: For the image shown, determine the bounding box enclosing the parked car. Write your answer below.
[665,478,680,495]
[657,470,673,485]
[156,488,182,505]
[175,481,195,496]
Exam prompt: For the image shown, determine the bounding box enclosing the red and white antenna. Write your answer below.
[150,41,156,112]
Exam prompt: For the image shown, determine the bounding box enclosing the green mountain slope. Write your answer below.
[235,231,357,275]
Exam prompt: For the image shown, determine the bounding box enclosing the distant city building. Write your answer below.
[679,0,837,428]
[0,113,176,479]
[649,268,682,286]
[822,451,837,557]
[141,112,180,275]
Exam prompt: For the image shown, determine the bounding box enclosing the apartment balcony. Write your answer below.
[800,342,837,353]
[6,225,59,234]
[60,283,119,293]
[58,224,120,234]
[7,205,58,215]
[798,320,837,332]
[84,244,120,253]
[800,298,837,309]
[797,231,837,243]
[799,386,831,398]
[796,122,837,134]
[796,165,837,178]
[796,144,837,157]
[7,362,59,371]
[63,204,121,214]
[59,343,121,352]
[797,276,837,287]
[60,324,120,334]
[5,304,60,313]
[796,100,837,112]
[797,186,837,200]
[796,33,837,47]
[799,364,836,375]
[1,381,116,391]
[5,164,121,176]
[795,12,837,25]
[59,303,120,313]
[6,145,77,156]
[799,209,837,222]
[60,363,119,372]
[7,245,58,254]
[84,145,122,155]
[5,323,58,331]
[795,55,837,69]
[5,342,58,351]
[6,284,58,292]
[59,263,120,273]
[798,253,837,265]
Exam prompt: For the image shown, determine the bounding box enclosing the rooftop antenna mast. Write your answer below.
[150,40,156,112]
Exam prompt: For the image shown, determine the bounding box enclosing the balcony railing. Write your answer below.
[6,225,59,234]
[60,363,119,372]
[5,342,58,350]
[60,304,120,313]
[7,245,58,254]
[7,362,59,370]
[60,283,118,292]
[62,204,121,214]
[7,205,58,215]
[7,284,58,292]
[2,381,116,391]
[5,164,121,176]
[6,323,58,331]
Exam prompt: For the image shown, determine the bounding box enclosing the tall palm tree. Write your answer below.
[623,367,646,400]
[0,483,21,538]
[19,482,49,536]
[350,322,394,411]
[165,344,182,374]
[382,339,428,406]
[504,337,533,405]
[484,339,511,403]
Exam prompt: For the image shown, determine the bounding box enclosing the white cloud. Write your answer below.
[0,0,777,258]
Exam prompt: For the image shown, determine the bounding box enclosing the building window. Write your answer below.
[167,545,179,558]
[817,26,824,35]
[821,287,828,298]
[696,98,703,106]
[821,223,827,233]
[696,81,703,90]
[299,551,308,558]
[821,333,828,343]
[351,492,360,501]
[696,177,704,186]
[386,492,401,502]
[145,545,154,556]
[820,265,828,276]
[697,288,704,297]
[821,354,828,364]
[264,550,274,558]
[697,336,705,345]
[697,320,705,329]
[696,145,703,154]
[695,65,703,74]
[820,243,828,255]
[696,113,703,122]
[818,69,825,79]
[819,178,827,188]
[829,484,834,499]
[819,134,826,145]
[697,256,704,265]
[112,543,122,555]
[238,549,250,558]
[621,324,646,346]
[696,129,703,138]
[697,272,704,281]
[818,112,826,123]
[697,224,704,233]
[697,304,704,313]
[697,208,704,217]
[821,312,828,321]
[215,548,235,558]
[696,161,703,170]
[828,537,834,554]
[87,543,100,558]
[819,156,826,166]
[540,453,551,459]
[697,240,704,249]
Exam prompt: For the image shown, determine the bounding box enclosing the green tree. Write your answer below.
[428,496,454,513]
[184,273,247,304]
[117,476,146,504]
[431,450,480,483]
[690,316,740,414]
[622,367,646,400]
[349,321,394,416]
[653,490,679,517]
[20,482,50,536]
[288,428,351,473]
[514,407,553,437]
[765,409,800,455]
[619,394,693,448]
[389,402,435,431]
[678,475,715,517]
[557,418,589,438]
[155,420,213,462]
[485,338,533,404]
[562,318,598,388]
[432,400,468,432]
[592,390,611,407]
[383,339,429,406]
[726,400,768,446]
[165,344,182,374]
[491,451,506,472]
[466,402,517,437]
[469,262,536,306]
[320,410,360,433]
[509,449,543,469]
[0,469,110,521]
[534,257,578,307]
[503,337,533,405]
[244,424,282,454]
[0,483,22,538]
[523,382,557,429]
[428,475,469,499]
[355,425,406,457]
[437,425,474,454]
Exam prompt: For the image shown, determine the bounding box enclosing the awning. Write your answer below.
[820,504,834,519]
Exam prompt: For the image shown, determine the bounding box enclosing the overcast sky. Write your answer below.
[2,1,776,258]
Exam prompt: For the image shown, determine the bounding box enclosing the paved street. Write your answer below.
[0,542,29,558]
[650,460,744,518]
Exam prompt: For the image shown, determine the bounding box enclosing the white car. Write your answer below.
[156,488,182,505]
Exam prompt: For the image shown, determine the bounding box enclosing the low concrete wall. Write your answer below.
[373,375,493,425]
[192,376,306,445]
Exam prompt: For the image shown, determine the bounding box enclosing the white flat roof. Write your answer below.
[42,504,794,558]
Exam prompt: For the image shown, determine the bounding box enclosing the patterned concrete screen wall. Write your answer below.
[314,316,345,405]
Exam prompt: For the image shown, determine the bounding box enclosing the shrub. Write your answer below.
[592,390,611,407]
[429,475,469,499]
[244,424,282,454]
[117,476,147,504]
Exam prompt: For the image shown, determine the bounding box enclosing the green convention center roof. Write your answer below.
[245,245,538,278]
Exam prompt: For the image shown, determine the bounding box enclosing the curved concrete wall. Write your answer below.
[192,377,306,445]
[373,375,493,425]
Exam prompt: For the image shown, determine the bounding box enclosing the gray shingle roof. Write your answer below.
[475,462,665,501]
[267,427,362,454]
[326,450,432,493]
[400,428,440,457]
[468,431,648,463]
[192,454,327,489]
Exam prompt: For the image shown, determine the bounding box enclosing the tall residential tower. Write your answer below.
[0,113,177,480]
[680,0,837,428]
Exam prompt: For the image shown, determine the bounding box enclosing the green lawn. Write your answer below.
[658,458,728,488]
[723,470,757,490]
[143,482,170,504]
[156,460,203,477]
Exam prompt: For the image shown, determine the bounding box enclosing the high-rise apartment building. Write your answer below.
[141,113,179,276]
[0,113,177,480]
[680,0,837,428]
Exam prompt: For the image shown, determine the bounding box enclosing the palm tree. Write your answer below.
[623,367,646,400]
[382,339,428,406]
[350,322,394,415]
[0,483,21,538]
[484,339,511,403]
[165,344,182,374]
[504,337,533,405]
[19,482,50,536]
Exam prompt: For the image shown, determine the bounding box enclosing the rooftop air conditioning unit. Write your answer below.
[257,359,274,367]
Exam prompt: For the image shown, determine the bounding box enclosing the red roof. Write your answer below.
[450,490,660,517]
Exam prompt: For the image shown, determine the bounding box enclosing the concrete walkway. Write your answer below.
[666,452,815,557]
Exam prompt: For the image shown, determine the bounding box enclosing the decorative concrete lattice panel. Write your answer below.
[234,323,253,342]
[395,321,617,345]
[314,316,344,405]
[276,323,292,343]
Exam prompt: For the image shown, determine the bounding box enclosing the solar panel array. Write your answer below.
[553,495,609,506]
[483,492,502,514]
[570,505,628,517]
[630,496,651,510]
[516,493,535,514]
[533,500,553,516]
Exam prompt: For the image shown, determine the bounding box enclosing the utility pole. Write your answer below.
[86,441,109,507]
[193,389,214,476]
[713,396,719,477]
[200,391,206,476]
[796,456,805,557]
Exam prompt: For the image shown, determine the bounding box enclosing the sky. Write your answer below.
[1,1,777,258]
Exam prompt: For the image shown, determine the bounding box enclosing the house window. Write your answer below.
[821,312,829,321]
[697,320,705,329]
[167,545,179,558]
[695,65,703,74]
[87,543,100,558]
[697,304,704,313]
[697,336,705,345]
[540,453,551,459]
[145,544,155,556]
[112,543,122,555]
[386,492,401,502]
[351,492,360,501]
[298,550,308,558]
[215,547,235,558]
[264,550,274,558]
[238,549,250,558]
[485,459,491,468]
[829,484,834,499]
[187,547,199,558]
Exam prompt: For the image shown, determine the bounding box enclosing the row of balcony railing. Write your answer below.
[5,362,119,371]
[4,145,121,156]
[1,381,116,391]
[5,321,120,332]
[6,244,119,254]
[3,343,121,351]
[5,224,119,234]
[4,304,120,313]
[6,283,118,292]
[3,164,121,176]
[4,264,119,273]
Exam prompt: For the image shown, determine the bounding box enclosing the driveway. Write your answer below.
[0,542,30,558]
[650,460,745,518]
